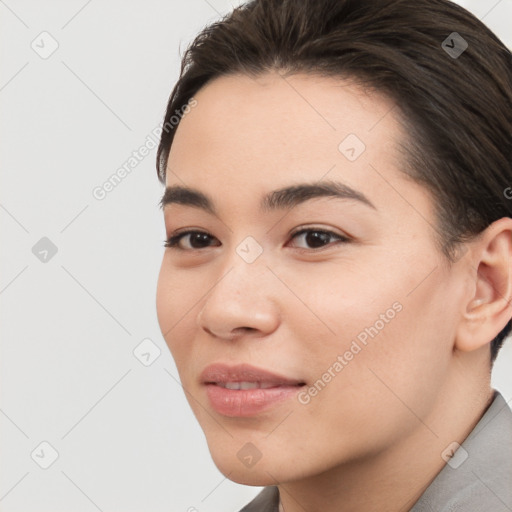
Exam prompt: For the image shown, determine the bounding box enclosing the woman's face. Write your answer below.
[156,72,467,485]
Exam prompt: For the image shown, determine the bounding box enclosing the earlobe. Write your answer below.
[454,218,512,354]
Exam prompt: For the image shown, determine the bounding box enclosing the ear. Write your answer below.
[455,217,512,355]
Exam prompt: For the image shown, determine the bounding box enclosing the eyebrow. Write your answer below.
[159,180,377,214]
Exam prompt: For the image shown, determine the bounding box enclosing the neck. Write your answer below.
[278,361,494,512]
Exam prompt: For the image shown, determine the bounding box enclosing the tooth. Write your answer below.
[220,381,281,390]
[240,382,259,390]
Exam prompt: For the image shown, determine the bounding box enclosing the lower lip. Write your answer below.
[205,384,303,417]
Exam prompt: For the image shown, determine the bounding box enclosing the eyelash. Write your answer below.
[163,228,350,251]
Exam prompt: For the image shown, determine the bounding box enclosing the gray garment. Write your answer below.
[239,390,512,511]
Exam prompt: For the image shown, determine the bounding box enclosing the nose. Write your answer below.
[196,258,281,341]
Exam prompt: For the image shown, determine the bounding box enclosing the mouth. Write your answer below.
[200,363,306,417]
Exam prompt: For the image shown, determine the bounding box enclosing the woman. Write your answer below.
[155,0,512,510]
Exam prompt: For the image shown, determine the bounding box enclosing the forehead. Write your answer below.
[165,72,431,218]
[176,71,395,134]
[167,71,400,179]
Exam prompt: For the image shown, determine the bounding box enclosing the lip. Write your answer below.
[200,363,306,417]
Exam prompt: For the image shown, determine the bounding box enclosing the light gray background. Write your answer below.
[1,1,511,511]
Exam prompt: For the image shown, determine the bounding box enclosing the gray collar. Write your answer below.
[410,389,512,511]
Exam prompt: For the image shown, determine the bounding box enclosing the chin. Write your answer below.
[215,462,282,486]
[209,445,307,486]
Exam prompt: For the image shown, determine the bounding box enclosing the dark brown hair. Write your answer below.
[156,0,512,363]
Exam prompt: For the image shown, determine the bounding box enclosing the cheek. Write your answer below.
[279,259,402,361]
[291,260,453,434]
[156,261,176,337]
[156,259,198,357]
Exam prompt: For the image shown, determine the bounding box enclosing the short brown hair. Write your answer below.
[156,0,512,363]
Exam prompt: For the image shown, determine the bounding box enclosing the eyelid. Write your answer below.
[289,225,348,238]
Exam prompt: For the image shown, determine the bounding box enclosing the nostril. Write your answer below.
[230,326,258,336]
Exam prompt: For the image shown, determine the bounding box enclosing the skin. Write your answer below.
[156,72,512,512]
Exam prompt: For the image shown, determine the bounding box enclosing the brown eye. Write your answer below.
[164,231,220,250]
[289,229,349,250]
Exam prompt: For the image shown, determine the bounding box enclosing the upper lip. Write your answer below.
[200,363,305,386]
